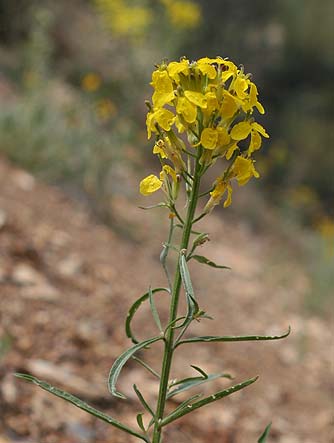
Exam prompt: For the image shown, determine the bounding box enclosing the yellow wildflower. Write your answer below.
[167,59,190,82]
[200,128,219,150]
[232,156,260,186]
[146,108,176,138]
[140,174,162,195]
[81,73,101,92]
[153,140,168,158]
[220,91,239,119]
[164,0,201,29]
[160,165,177,183]
[230,121,252,141]
[95,99,117,121]
[176,96,197,123]
[184,91,207,108]
[151,70,175,108]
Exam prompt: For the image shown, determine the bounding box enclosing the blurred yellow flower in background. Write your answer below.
[162,0,201,29]
[81,73,102,92]
[95,98,117,121]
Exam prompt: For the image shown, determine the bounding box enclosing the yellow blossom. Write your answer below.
[140,174,162,195]
[232,156,260,186]
[230,121,252,140]
[81,73,101,92]
[153,140,168,158]
[200,128,219,150]
[95,99,117,121]
[151,70,175,108]
[184,91,207,108]
[176,96,197,123]
[146,108,176,138]
[164,0,201,29]
[167,59,190,82]
[220,91,239,119]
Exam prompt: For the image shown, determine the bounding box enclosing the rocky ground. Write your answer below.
[0,157,332,443]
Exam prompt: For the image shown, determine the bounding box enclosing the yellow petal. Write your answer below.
[217,127,230,146]
[223,184,233,207]
[252,122,269,138]
[161,165,177,182]
[200,128,218,150]
[176,96,197,123]
[220,91,239,119]
[184,91,207,108]
[154,108,176,131]
[230,121,252,140]
[140,174,162,195]
[233,77,249,99]
[248,131,262,155]
[153,140,167,158]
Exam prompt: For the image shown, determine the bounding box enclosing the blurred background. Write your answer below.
[0,1,333,442]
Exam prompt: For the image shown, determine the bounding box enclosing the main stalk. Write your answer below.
[152,157,202,443]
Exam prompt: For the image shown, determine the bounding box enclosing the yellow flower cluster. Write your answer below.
[161,0,201,29]
[140,57,269,209]
[94,0,153,38]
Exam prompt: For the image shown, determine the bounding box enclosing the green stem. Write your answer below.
[152,156,202,443]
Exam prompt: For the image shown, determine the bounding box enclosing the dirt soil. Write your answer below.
[0,157,332,443]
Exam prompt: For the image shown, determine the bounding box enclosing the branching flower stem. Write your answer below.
[152,151,203,443]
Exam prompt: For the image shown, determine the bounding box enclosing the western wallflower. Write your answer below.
[141,56,269,210]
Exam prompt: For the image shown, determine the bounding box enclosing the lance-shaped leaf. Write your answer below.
[149,286,163,333]
[136,413,146,432]
[179,251,200,327]
[125,288,169,344]
[138,203,167,210]
[258,422,272,442]
[167,372,233,399]
[108,336,163,399]
[14,374,149,442]
[190,254,231,269]
[133,384,155,417]
[161,376,258,427]
[175,327,291,348]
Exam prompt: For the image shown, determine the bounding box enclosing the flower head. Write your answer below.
[141,56,269,210]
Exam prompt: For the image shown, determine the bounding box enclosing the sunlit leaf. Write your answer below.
[108,336,163,399]
[161,376,259,427]
[175,327,291,348]
[167,372,233,399]
[14,373,149,442]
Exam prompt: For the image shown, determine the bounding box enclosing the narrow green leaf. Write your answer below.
[108,336,163,399]
[14,374,149,442]
[168,393,203,416]
[133,384,155,418]
[161,376,259,427]
[132,356,160,379]
[190,365,208,378]
[167,372,233,399]
[190,254,231,269]
[125,288,169,344]
[149,286,163,333]
[179,251,199,328]
[258,422,272,442]
[136,413,146,432]
[138,203,167,210]
[175,327,291,348]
